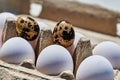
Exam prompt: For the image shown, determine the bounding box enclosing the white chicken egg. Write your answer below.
[67,32,85,56]
[0,37,35,64]
[37,21,50,30]
[0,30,2,48]
[93,41,120,69]
[36,44,73,75]
[76,55,114,80]
[0,12,17,29]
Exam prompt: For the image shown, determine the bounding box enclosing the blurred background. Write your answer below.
[0,0,120,36]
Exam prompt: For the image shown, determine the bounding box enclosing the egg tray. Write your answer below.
[0,18,120,80]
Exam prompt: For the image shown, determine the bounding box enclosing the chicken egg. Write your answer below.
[37,21,50,30]
[0,37,35,64]
[0,30,2,48]
[36,44,73,75]
[93,41,120,69]
[0,12,17,29]
[76,55,114,80]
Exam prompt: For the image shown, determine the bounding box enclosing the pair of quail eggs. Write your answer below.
[16,15,75,48]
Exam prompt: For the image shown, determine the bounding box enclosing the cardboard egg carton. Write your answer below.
[1,18,120,80]
[114,70,120,80]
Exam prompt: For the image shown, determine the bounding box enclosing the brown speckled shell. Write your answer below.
[53,20,75,47]
[16,16,40,41]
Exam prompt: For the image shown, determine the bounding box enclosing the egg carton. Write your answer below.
[0,18,120,80]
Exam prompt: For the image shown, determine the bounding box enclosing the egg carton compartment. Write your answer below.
[0,59,65,80]
[0,17,119,80]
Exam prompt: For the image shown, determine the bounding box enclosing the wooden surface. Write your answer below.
[40,0,120,36]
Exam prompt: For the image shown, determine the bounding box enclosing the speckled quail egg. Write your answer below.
[93,41,120,69]
[16,15,40,41]
[67,32,85,55]
[36,44,73,75]
[76,55,114,80]
[52,20,75,47]
[0,37,35,64]
[0,12,17,29]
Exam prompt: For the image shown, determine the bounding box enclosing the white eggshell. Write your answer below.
[36,45,73,75]
[76,55,114,80]
[0,37,35,64]
[93,41,120,69]
[67,32,85,55]
[0,12,17,29]
[0,30,2,48]
[37,21,50,30]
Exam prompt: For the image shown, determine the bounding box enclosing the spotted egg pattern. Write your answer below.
[53,20,75,47]
[16,16,40,41]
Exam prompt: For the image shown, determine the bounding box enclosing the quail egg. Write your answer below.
[52,20,75,47]
[16,15,40,41]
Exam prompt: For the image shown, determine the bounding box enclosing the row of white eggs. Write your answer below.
[0,12,119,80]
[0,37,116,80]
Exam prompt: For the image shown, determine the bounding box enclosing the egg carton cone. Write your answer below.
[73,37,92,75]
[35,28,54,58]
[1,17,120,80]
